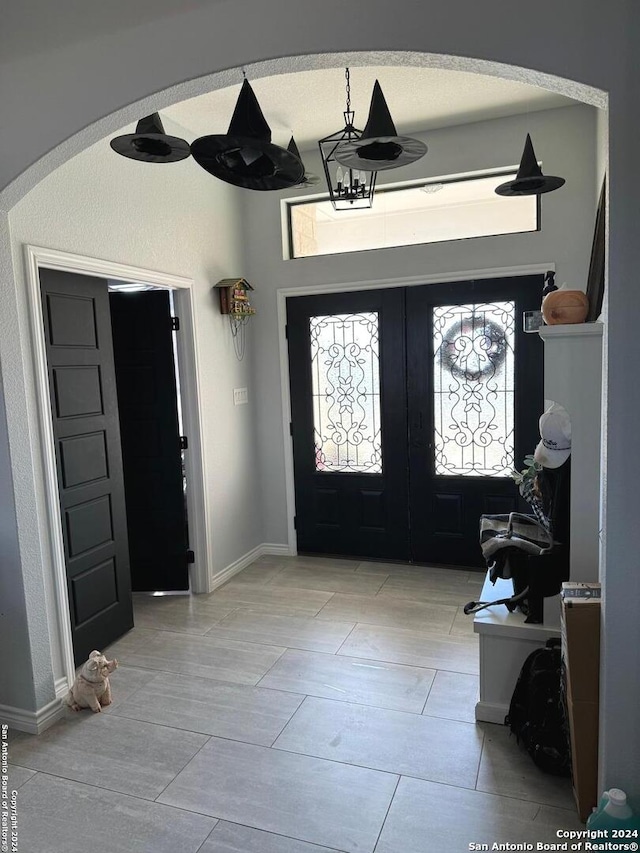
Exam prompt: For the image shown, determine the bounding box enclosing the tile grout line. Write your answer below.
[312,591,338,620]
[8,769,39,794]
[473,726,487,790]
[419,668,439,714]
[21,746,552,815]
[17,768,228,824]
[195,816,351,853]
[267,693,308,748]
[153,733,215,804]
[333,621,361,656]
[193,820,221,853]
[269,693,312,749]
[254,644,290,687]
[373,774,402,853]
[270,739,482,790]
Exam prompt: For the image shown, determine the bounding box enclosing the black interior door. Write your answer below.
[407,276,544,566]
[110,290,189,591]
[40,269,133,665]
[288,289,409,560]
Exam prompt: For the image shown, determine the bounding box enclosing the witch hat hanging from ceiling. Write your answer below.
[190,79,304,190]
[334,80,427,172]
[495,134,565,196]
[110,113,191,163]
[287,137,321,188]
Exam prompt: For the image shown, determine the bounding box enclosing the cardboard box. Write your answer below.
[565,694,599,822]
[561,586,601,704]
[561,583,601,822]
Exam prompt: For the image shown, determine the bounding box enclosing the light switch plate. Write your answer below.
[233,387,248,406]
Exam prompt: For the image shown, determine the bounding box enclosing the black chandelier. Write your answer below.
[318,68,377,210]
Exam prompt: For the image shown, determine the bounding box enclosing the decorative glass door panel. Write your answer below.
[407,278,543,566]
[433,301,515,477]
[288,289,408,560]
[310,312,382,474]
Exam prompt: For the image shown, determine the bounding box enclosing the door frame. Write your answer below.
[278,263,554,557]
[24,244,211,695]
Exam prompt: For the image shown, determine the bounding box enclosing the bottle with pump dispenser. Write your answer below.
[586,788,640,832]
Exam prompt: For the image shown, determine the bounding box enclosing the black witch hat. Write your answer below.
[190,80,304,191]
[334,81,427,172]
[495,134,565,196]
[287,137,321,188]
[110,113,191,163]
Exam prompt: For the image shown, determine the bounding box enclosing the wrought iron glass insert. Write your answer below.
[310,312,382,473]
[433,301,515,477]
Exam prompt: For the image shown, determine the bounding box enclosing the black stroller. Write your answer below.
[464,459,570,624]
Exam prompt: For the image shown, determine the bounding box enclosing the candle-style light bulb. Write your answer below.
[336,166,343,191]
[353,170,360,188]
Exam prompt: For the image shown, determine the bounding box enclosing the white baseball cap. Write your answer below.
[534,402,571,468]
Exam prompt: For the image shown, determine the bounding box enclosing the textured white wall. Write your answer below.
[0,0,637,798]
[0,369,40,711]
[10,121,263,574]
[3,120,262,709]
[245,104,596,546]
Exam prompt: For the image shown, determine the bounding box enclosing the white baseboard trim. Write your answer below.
[208,544,263,591]
[475,700,509,725]
[0,696,65,735]
[261,543,295,557]
[55,676,71,699]
[208,542,295,592]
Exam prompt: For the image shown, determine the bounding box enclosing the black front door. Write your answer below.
[40,269,133,664]
[406,276,543,565]
[110,290,189,591]
[288,275,544,567]
[288,289,409,560]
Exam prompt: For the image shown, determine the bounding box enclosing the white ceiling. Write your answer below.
[163,65,576,150]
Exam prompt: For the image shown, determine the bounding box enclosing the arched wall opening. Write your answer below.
[1,38,636,800]
[0,51,607,211]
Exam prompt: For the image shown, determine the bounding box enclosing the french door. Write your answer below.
[406,278,543,564]
[288,289,409,560]
[287,275,544,568]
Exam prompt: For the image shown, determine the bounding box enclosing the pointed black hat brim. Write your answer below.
[495,174,566,196]
[190,80,303,190]
[110,133,191,163]
[495,133,565,195]
[335,135,427,172]
[190,135,304,190]
[334,80,427,171]
[110,112,191,163]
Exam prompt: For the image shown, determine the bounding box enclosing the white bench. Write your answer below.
[473,572,561,723]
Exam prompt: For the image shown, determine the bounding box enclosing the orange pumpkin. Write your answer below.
[541,289,589,325]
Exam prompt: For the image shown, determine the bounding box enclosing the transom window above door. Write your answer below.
[285,171,540,259]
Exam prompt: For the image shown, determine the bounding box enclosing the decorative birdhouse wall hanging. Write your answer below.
[215,278,256,318]
[214,278,256,360]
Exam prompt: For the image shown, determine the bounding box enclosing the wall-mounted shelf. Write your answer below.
[539,322,603,339]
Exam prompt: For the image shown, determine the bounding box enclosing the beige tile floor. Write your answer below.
[8,555,583,853]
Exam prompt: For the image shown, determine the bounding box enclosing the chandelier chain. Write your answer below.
[345,67,351,113]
